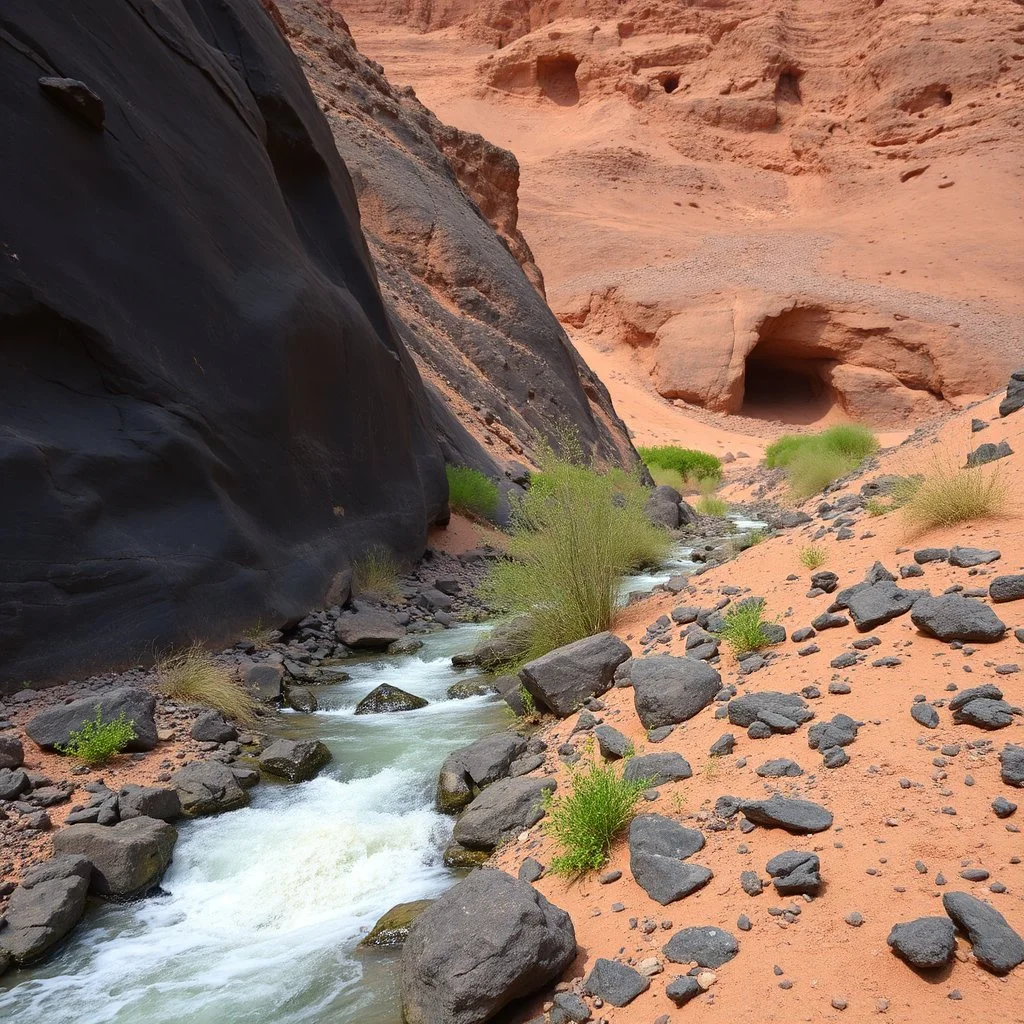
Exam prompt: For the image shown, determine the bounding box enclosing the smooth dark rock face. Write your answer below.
[452,777,555,850]
[740,796,833,834]
[583,958,650,1006]
[844,581,921,631]
[401,870,576,1024]
[942,891,1024,974]
[631,655,722,729]
[519,632,631,717]
[190,710,237,744]
[623,752,692,786]
[1001,744,1024,787]
[948,546,1001,568]
[663,926,739,968]
[594,724,631,760]
[337,611,406,650]
[911,595,1006,642]
[26,688,157,752]
[360,899,433,949]
[628,815,710,905]
[437,733,528,812]
[887,917,957,970]
[258,738,332,782]
[728,691,813,734]
[0,0,452,687]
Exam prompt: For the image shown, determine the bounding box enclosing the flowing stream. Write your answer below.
[0,516,763,1023]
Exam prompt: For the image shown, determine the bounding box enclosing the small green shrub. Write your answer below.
[158,645,256,724]
[518,685,537,719]
[765,425,879,500]
[57,707,136,766]
[482,449,670,664]
[865,497,889,517]
[648,465,685,491]
[446,465,500,519]
[638,446,722,482]
[545,756,651,876]
[715,598,780,655]
[697,494,728,517]
[799,545,828,569]
[901,461,1009,532]
[353,545,402,600]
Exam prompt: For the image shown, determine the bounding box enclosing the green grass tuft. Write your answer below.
[798,545,829,569]
[715,598,780,655]
[638,446,722,483]
[158,644,257,724]
[697,494,728,517]
[446,465,500,520]
[648,465,685,491]
[353,545,402,600]
[900,460,1009,532]
[765,425,879,499]
[545,756,651,876]
[56,707,136,766]
[482,449,670,665]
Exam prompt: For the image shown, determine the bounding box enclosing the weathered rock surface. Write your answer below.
[336,610,406,650]
[190,710,237,744]
[911,595,1006,642]
[53,816,177,899]
[452,777,555,850]
[117,784,182,821]
[991,575,1024,603]
[0,733,24,769]
[623,751,693,786]
[354,683,429,715]
[766,850,822,895]
[471,616,534,671]
[436,733,528,812]
[740,796,833,834]
[629,815,710,905]
[171,760,249,817]
[942,891,1024,974]
[663,925,739,968]
[631,655,722,729]
[728,691,813,734]
[401,870,576,1024]
[360,899,433,948]
[583,958,651,1006]
[519,632,630,716]
[258,738,332,782]
[25,688,157,752]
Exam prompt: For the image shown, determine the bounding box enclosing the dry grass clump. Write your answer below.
[799,545,829,569]
[900,461,1009,532]
[353,545,402,600]
[157,644,256,724]
[697,494,728,517]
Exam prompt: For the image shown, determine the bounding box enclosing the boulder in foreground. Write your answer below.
[910,595,1006,643]
[26,688,157,752]
[401,869,576,1024]
[942,891,1024,974]
[519,632,631,716]
[258,738,332,782]
[630,655,721,729]
[354,683,428,715]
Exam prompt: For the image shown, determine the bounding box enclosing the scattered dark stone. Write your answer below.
[942,890,1024,974]
[949,546,1001,568]
[990,575,1024,603]
[663,925,739,968]
[740,795,833,834]
[811,571,839,594]
[792,627,816,643]
[766,851,822,896]
[911,703,940,729]
[756,759,804,778]
[960,868,990,882]
[624,752,693,786]
[914,548,949,564]
[993,796,1017,818]
[912,594,1007,642]
[965,441,1013,468]
[583,958,650,1007]
[828,681,851,695]
[710,733,735,756]
[665,975,701,1006]
[518,857,544,883]
[258,738,332,782]
[631,655,722,729]
[594,724,631,761]
[811,612,849,631]
[170,760,249,817]
[0,734,24,770]
[831,652,858,669]
[728,691,813,734]
[26,688,158,752]
[190,710,238,744]
[453,778,556,850]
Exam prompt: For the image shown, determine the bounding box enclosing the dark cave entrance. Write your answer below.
[537,55,581,105]
[775,70,803,104]
[741,351,835,424]
[662,74,680,94]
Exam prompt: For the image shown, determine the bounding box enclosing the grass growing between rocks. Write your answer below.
[157,644,256,725]
[544,754,651,876]
[446,465,500,520]
[715,598,779,656]
[482,449,670,663]
[242,620,277,649]
[56,707,136,766]
[638,446,722,484]
[765,424,879,500]
[799,545,829,569]
[697,494,728,517]
[353,545,402,600]
[900,461,1009,532]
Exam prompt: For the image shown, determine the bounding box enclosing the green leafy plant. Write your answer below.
[56,707,136,766]
[799,545,829,569]
[638,446,722,483]
[158,644,256,724]
[901,460,1008,532]
[715,598,780,655]
[446,465,500,520]
[352,545,402,600]
[482,448,670,664]
[765,425,879,500]
[545,756,652,876]
[517,684,538,720]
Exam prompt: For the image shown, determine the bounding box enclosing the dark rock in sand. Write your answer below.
[663,925,739,968]
[948,546,1001,568]
[628,814,710,905]
[810,571,839,593]
[645,485,683,530]
[26,688,157,752]
[258,738,332,782]
[117,784,181,822]
[991,575,1024,603]
[0,767,30,800]
[808,714,859,751]
[594,724,632,760]
[756,758,804,778]
[518,857,544,883]
[453,777,555,850]
[942,891,1024,974]
[583,958,650,1006]
[812,612,849,631]
[728,691,813,734]
[0,733,24,769]
[911,595,1006,643]
[401,870,576,1024]
[519,632,630,717]
[1000,744,1024,787]
[624,752,692,786]
[666,975,702,1006]
[965,442,1013,468]
[992,796,1017,818]
[914,547,949,564]
[911,703,940,729]
[766,850,822,896]
[354,683,429,715]
[0,855,91,964]
[740,796,833,834]
[845,581,922,631]
[53,816,176,899]
[631,655,722,730]
[887,917,957,970]
[710,733,735,756]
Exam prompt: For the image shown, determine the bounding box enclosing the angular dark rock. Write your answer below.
[810,571,839,594]
[740,796,833,834]
[808,714,859,751]
[728,691,813,734]
[336,610,406,649]
[437,733,528,812]
[645,485,683,530]
[631,655,722,729]
[756,758,804,778]
[948,546,1001,568]
[663,925,739,968]
[26,688,157,752]
[583,958,650,1007]
[665,975,701,1006]
[992,796,1017,818]
[594,724,632,760]
[942,891,1024,974]
[710,733,735,756]
[0,734,24,769]
[965,441,1013,468]
[401,870,576,1024]
[171,760,249,816]
[354,683,429,715]
[117,784,181,821]
[911,595,1006,643]
[519,632,631,717]
[911,703,940,729]
[914,548,949,564]
[766,850,822,896]
[258,738,332,782]
[190,710,237,744]
[453,777,555,850]
[629,815,710,905]
[990,576,1024,603]
[887,917,956,970]
[623,752,692,786]
[1000,744,1024,787]
[845,581,921,631]
[811,612,849,631]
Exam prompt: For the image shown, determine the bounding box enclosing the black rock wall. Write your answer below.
[0,0,448,686]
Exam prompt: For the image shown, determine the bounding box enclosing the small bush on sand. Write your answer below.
[799,545,828,569]
[353,545,402,600]
[765,425,879,500]
[158,645,256,724]
[638,446,722,483]
[716,598,779,655]
[901,461,1009,532]
[57,707,136,766]
[446,465,500,520]
[697,494,728,517]
[483,448,669,664]
[545,754,652,876]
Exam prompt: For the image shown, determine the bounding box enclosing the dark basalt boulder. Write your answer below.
[519,632,631,717]
[887,917,957,970]
[436,733,528,813]
[401,870,576,1024]
[911,595,1006,642]
[631,655,722,729]
[171,760,249,817]
[942,891,1024,974]
[258,738,332,782]
[360,899,433,949]
[354,683,428,715]
[26,688,157,752]
[452,777,556,850]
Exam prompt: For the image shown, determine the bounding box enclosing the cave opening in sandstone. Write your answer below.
[536,54,580,105]
[741,354,834,424]
[775,70,803,104]
[662,74,679,94]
